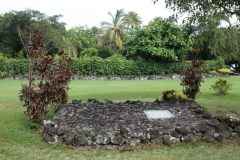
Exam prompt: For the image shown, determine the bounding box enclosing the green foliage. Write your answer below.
[121,17,192,62]
[97,46,114,59]
[19,31,74,123]
[181,59,204,100]
[65,26,95,57]
[80,47,98,57]
[210,79,233,95]
[0,9,66,58]
[161,90,189,101]
[153,0,240,28]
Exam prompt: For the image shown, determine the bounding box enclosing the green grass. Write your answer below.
[0,76,240,160]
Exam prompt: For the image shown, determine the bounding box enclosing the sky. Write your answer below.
[0,0,174,30]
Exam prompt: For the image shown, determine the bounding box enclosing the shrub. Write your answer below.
[180,59,204,100]
[161,90,189,102]
[19,31,74,123]
[217,68,232,75]
[210,79,233,95]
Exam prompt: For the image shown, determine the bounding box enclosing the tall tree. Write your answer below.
[64,26,95,57]
[100,9,128,51]
[153,0,240,26]
[121,17,191,62]
[88,26,102,46]
[0,9,67,58]
[122,11,142,30]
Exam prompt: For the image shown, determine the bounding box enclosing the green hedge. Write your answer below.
[0,57,224,76]
[0,58,29,75]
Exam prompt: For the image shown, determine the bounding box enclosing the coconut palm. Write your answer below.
[100,9,127,51]
[89,26,102,46]
[122,11,142,30]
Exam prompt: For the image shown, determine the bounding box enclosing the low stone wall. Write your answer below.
[42,99,240,147]
[5,73,221,80]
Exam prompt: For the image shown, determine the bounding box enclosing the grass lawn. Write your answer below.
[0,76,240,160]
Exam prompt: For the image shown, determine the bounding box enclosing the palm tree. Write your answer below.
[89,26,102,46]
[100,9,127,51]
[122,11,142,30]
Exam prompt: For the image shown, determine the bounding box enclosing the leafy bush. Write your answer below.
[180,59,204,100]
[19,31,74,123]
[161,90,189,101]
[210,79,233,95]
[217,68,232,74]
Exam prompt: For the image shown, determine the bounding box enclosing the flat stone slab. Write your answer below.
[144,110,175,120]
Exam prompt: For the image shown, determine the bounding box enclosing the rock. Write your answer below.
[73,134,88,146]
[42,133,54,143]
[194,123,209,133]
[130,138,141,146]
[54,107,68,118]
[214,124,231,139]
[175,127,188,135]
[234,126,240,134]
[214,133,224,142]
[182,133,200,142]
[231,132,240,141]
[111,135,124,145]
[138,132,148,140]
[203,133,216,142]
[94,134,105,145]
[72,99,82,104]
[170,131,182,138]
[148,129,159,139]
[194,108,205,114]
[150,137,163,144]
[63,130,77,145]
[163,135,180,145]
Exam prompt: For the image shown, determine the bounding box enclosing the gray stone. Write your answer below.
[175,127,188,135]
[110,135,124,145]
[234,125,240,134]
[214,132,224,142]
[163,135,180,145]
[73,134,88,146]
[203,133,216,142]
[214,124,231,139]
[182,133,200,142]
[150,137,163,144]
[54,107,68,117]
[130,138,141,146]
[148,129,159,139]
[63,130,77,145]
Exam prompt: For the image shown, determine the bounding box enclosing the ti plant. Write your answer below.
[19,30,74,123]
[180,59,204,100]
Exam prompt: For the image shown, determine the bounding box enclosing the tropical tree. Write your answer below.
[100,9,128,51]
[88,26,102,46]
[121,17,191,62]
[65,26,95,57]
[122,11,142,30]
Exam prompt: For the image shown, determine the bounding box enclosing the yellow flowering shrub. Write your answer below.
[217,68,232,74]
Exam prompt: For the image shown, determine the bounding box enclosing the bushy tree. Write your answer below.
[0,9,67,58]
[121,17,192,62]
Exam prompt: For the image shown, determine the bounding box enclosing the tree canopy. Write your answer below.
[0,9,67,58]
[153,0,240,26]
[121,17,191,62]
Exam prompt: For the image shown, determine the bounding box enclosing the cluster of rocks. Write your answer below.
[42,99,240,147]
